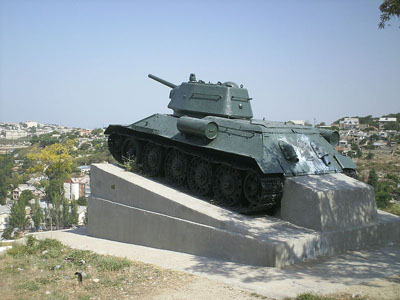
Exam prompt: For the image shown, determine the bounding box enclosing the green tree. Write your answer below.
[91,128,103,136]
[79,143,90,151]
[368,169,378,188]
[366,152,375,160]
[375,182,393,208]
[77,197,87,206]
[32,199,43,230]
[0,154,14,205]
[28,141,74,230]
[379,0,400,29]
[19,190,34,207]
[9,197,28,231]
[70,200,79,226]
[62,198,70,228]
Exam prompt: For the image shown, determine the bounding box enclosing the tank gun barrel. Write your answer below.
[148,74,177,89]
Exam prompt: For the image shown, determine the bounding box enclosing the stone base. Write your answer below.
[88,164,400,267]
[281,174,378,232]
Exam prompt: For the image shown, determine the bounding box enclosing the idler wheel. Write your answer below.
[142,143,164,177]
[165,149,188,186]
[187,158,213,196]
[213,165,242,206]
[121,138,142,164]
[107,134,124,163]
[244,172,263,206]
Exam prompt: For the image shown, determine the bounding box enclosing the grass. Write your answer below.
[0,236,192,300]
[281,292,368,300]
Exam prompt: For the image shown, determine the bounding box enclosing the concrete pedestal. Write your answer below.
[281,174,378,232]
[88,164,400,267]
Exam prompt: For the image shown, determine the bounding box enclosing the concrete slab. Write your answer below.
[281,173,378,231]
[88,163,400,267]
[33,228,400,300]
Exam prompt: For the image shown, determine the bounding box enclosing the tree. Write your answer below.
[9,196,29,231]
[368,169,378,188]
[62,198,71,228]
[28,141,74,230]
[366,152,375,160]
[19,190,34,207]
[379,0,400,29]
[32,199,43,230]
[70,200,79,226]
[77,197,87,206]
[0,154,14,205]
[91,128,103,136]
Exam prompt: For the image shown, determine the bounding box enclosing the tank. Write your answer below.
[105,73,357,213]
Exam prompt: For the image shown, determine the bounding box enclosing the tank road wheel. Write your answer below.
[121,138,143,164]
[187,158,213,196]
[165,149,188,186]
[142,143,164,177]
[108,134,124,163]
[243,172,263,206]
[213,165,242,206]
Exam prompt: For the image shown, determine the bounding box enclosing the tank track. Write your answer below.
[106,129,283,214]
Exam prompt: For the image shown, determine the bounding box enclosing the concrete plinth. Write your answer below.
[88,163,400,267]
[281,174,378,232]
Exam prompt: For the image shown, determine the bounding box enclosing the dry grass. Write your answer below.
[0,236,192,300]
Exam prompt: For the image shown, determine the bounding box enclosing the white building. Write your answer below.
[12,184,38,201]
[5,130,27,139]
[64,176,90,201]
[0,205,11,232]
[25,121,38,128]
[288,120,306,126]
[379,117,396,122]
[339,118,359,129]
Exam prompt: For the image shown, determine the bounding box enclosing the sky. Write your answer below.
[0,0,399,129]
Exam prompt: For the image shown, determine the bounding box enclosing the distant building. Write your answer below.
[288,120,305,126]
[12,184,39,201]
[5,130,27,139]
[379,117,397,130]
[339,118,359,129]
[379,117,396,122]
[25,120,38,128]
[0,205,11,232]
[77,206,87,225]
[77,165,91,174]
[64,176,90,201]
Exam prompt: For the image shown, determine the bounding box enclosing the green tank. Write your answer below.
[105,73,357,213]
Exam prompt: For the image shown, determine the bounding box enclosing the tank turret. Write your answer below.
[148,73,253,119]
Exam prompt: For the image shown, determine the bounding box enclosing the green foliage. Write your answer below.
[79,143,91,151]
[32,199,43,229]
[375,181,393,209]
[6,237,63,258]
[17,281,40,291]
[19,190,34,207]
[366,152,375,160]
[9,195,29,231]
[368,169,378,187]
[30,133,59,147]
[379,0,400,28]
[77,197,87,206]
[95,256,131,272]
[386,203,400,216]
[91,128,103,136]
[0,154,14,205]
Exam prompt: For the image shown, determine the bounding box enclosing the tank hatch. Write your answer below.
[149,73,253,119]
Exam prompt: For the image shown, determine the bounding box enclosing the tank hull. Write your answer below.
[105,114,356,213]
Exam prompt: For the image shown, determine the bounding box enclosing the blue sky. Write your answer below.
[0,0,399,129]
